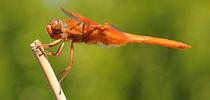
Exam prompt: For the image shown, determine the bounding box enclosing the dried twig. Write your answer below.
[31,39,67,100]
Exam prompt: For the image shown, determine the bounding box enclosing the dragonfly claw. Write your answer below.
[57,64,72,83]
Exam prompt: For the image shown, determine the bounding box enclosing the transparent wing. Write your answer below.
[61,7,99,25]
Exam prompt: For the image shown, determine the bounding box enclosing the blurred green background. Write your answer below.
[0,0,209,100]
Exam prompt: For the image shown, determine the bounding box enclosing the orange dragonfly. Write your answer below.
[43,8,191,82]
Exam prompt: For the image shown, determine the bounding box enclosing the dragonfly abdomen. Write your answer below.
[124,33,191,49]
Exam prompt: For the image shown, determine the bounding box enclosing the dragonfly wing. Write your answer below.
[61,7,99,25]
[102,23,191,49]
[101,24,131,45]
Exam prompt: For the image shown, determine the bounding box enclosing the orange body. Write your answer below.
[44,8,191,82]
[46,8,191,49]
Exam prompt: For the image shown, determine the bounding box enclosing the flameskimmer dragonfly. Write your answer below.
[43,8,191,82]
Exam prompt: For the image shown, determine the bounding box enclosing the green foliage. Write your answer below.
[0,0,209,100]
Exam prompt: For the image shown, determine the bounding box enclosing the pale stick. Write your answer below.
[31,39,67,100]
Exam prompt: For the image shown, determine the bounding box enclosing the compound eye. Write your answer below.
[50,19,62,30]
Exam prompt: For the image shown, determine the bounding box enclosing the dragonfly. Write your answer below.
[43,8,191,82]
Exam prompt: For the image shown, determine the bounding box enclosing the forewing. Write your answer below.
[61,7,99,25]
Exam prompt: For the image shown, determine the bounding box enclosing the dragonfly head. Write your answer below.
[46,19,63,39]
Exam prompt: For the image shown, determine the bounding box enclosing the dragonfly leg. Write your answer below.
[45,42,65,56]
[58,42,74,83]
[42,39,62,48]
